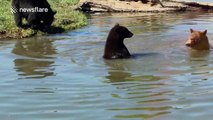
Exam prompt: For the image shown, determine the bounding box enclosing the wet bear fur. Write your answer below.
[103,24,133,59]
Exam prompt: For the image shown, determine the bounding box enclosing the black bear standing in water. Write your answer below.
[12,0,56,30]
[103,24,133,59]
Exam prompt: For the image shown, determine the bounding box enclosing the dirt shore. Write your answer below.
[78,0,188,12]
[78,0,213,12]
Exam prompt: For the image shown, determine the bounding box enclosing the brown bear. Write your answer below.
[185,29,210,50]
[103,24,133,59]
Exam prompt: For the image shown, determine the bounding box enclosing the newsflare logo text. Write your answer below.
[11,7,48,14]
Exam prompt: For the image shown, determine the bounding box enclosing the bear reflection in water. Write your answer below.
[12,38,56,79]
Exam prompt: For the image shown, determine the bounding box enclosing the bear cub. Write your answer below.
[185,29,210,50]
[103,24,133,59]
[12,0,56,31]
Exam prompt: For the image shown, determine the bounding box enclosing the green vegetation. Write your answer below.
[0,0,87,39]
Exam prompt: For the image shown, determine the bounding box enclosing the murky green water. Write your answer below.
[1,11,213,120]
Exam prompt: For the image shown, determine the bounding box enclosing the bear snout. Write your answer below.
[128,32,134,38]
[185,40,192,47]
[185,42,191,47]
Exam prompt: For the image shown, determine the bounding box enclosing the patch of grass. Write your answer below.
[0,0,87,39]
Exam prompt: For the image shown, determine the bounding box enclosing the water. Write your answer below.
[1,11,213,120]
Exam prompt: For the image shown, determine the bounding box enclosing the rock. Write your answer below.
[0,30,6,35]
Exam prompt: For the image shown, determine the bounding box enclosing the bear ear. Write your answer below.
[115,23,120,27]
[203,30,207,35]
[190,28,194,33]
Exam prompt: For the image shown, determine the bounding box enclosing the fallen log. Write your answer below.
[156,0,165,8]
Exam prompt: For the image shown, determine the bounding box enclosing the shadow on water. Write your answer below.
[23,87,55,94]
[45,26,65,34]
[131,52,160,59]
[12,37,56,79]
[103,59,173,119]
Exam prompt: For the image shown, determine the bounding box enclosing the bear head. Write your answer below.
[113,24,133,39]
[185,29,209,50]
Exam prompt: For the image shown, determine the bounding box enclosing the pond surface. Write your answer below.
[1,11,213,120]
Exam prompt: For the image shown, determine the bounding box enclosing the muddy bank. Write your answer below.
[78,0,213,12]
[171,0,213,10]
[78,0,188,12]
